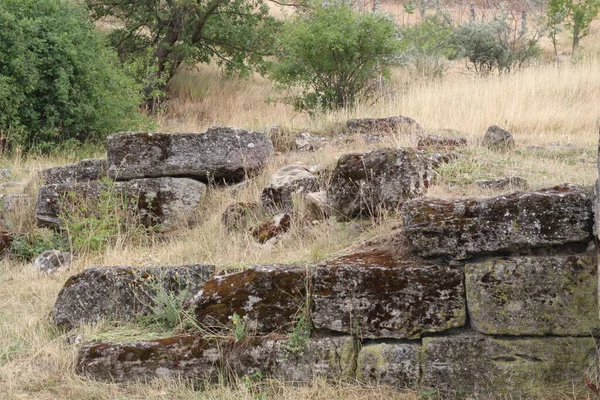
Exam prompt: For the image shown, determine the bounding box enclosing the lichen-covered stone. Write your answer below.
[421,331,596,397]
[251,212,292,243]
[77,334,355,384]
[53,264,215,327]
[221,202,260,231]
[356,342,420,388]
[77,335,219,382]
[34,249,73,274]
[193,265,308,334]
[107,128,273,182]
[417,134,467,149]
[483,125,515,151]
[312,252,465,338]
[466,254,599,336]
[305,191,331,220]
[346,116,423,135]
[327,148,434,218]
[402,184,593,259]
[36,178,206,230]
[40,159,106,185]
[260,162,319,212]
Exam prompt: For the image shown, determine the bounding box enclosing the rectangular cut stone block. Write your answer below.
[421,332,596,397]
[357,342,420,388]
[107,128,273,182]
[312,252,466,339]
[193,265,308,334]
[466,253,600,336]
[77,335,356,384]
[402,184,593,259]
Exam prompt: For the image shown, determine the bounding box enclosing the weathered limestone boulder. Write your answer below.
[34,250,73,274]
[36,178,206,230]
[251,212,292,243]
[221,202,260,231]
[476,176,528,190]
[77,335,219,383]
[77,335,355,384]
[465,254,599,336]
[312,252,465,338]
[120,177,206,230]
[193,265,308,334]
[40,159,106,185]
[53,264,215,327]
[260,162,319,211]
[402,184,593,260]
[107,127,274,182]
[305,191,331,220]
[417,134,467,149]
[483,125,515,151]
[421,331,596,397]
[347,116,423,135]
[327,148,434,218]
[356,342,420,388]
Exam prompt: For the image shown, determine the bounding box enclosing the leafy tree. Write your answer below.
[546,0,568,61]
[545,0,600,58]
[87,0,279,111]
[268,5,401,113]
[0,0,147,152]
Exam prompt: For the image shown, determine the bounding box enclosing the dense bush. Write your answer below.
[268,5,401,113]
[451,18,541,74]
[0,0,148,152]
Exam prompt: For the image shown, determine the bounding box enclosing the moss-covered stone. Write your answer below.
[193,265,308,334]
[466,253,599,336]
[312,252,466,338]
[356,342,420,388]
[421,331,597,397]
[402,184,593,260]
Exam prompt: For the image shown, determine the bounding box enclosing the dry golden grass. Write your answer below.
[1,12,600,399]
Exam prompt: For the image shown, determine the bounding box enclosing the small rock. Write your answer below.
[294,132,322,151]
[261,163,319,212]
[483,125,515,151]
[251,213,292,243]
[34,250,73,273]
[221,202,260,231]
[0,168,12,180]
[417,134,467,149]
[475,177,529,190]
[347,116,424,135]
[304,191,330,220]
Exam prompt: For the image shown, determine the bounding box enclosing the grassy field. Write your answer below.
[1,6,600,399]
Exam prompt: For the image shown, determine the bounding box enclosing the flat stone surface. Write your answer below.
[53,264,216,327]
[466,253,599,336]
[402,184,593,259]
[107,128,273,182]
[421,331,596,397]
[357,342,420,388]
[193,265,308,334]
[327,148,434,218]
[41,159,106,185]
[312,252,465,338]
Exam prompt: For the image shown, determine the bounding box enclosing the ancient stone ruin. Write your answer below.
[44,119,600,398]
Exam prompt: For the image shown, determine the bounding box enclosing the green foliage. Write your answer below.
[9,228,67,261]
[547,0,600,57]
[451,16,541,74]
[231,312,248,342]
[0,0,149,152]
[87,0,279,110]
[281,314,311,358]
[58,179,145,254]
[398,16,453,78]
[268,5,401,112]
[136,273,191,331]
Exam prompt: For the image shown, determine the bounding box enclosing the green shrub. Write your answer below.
[9,228,68,261]
[268,4,401,112]
[451,17,541,74]
[0,0,150,152]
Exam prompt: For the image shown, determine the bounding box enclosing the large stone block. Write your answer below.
[40,158,106,185]
[77,334,355,384]
[327,148,434,218]
[312,252,465,338]
[356,342,420,388]
[53,264,215,327]
[107,127,273,182]
[421,332,597,397]
[36,177,206,230]
[193,265,309,334]
[466,254,600,336]
[402,184,593,260]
